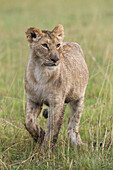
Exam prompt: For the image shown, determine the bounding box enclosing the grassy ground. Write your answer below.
[0,0,113,169]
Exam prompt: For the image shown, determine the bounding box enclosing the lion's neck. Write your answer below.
[27,51,61,84]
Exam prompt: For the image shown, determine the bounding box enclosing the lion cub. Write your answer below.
[25,24,89,149]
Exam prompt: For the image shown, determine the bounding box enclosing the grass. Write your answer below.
[0,0,113,169]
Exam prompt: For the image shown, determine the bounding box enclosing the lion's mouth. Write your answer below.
[44,63,57,67]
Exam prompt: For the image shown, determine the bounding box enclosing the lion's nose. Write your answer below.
[50,55,59,63]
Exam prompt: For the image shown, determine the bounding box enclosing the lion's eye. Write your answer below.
[56,44,60,48]
[42,43,48,49]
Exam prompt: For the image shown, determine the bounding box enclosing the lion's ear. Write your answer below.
[52,24,64,41]
[25,27,43,43]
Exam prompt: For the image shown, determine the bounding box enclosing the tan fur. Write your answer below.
[25,24,89,149]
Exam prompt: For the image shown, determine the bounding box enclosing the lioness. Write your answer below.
[25,24,89,149]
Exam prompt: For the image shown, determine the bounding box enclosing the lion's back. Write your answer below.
[62,42,89,98]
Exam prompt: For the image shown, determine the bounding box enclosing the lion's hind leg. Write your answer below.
[68,97,84,145]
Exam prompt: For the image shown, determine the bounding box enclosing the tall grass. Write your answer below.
[0,0,113,169]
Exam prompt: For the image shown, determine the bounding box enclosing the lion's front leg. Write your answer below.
[43,103,65,149]
[25,99,45,144]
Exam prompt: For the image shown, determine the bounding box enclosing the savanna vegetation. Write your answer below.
[0,0,113,169]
